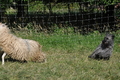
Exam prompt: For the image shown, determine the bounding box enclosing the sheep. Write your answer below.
[0,23,46,65]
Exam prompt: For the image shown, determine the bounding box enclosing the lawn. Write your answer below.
[0,28,120,80]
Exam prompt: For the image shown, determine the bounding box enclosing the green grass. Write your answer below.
[1,29,120,80]
[6,1,80,15]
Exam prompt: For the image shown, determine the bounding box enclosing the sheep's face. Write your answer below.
[0,23,7,30]
[0,23,9,34]
[0,23,6,28]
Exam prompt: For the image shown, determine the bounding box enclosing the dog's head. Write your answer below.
[102,34,115,46]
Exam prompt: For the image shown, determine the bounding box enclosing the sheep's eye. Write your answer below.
[2,24,5,27]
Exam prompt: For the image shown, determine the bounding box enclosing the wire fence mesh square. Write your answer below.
[0,0,120,34]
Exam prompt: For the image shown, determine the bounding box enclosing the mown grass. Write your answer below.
[0,28,120,80]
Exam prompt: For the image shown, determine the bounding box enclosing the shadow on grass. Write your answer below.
[0,55,27,64]
[5,57,27,63]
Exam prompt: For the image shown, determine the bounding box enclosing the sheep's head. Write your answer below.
[0,23,6,28]
[0,23,10,35]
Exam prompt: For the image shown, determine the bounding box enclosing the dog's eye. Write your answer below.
[105,37,109,40]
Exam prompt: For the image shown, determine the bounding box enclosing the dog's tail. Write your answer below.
[88,55,92,58]
[88,53,96,59]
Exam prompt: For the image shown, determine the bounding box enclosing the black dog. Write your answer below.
[88,34,115,60]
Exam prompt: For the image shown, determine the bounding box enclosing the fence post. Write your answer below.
[16,0,28,17]
[106,5,115,31]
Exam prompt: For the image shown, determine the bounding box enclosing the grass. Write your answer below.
[6,1,80,15]
[28,1,80,14]
[0,28,120,80]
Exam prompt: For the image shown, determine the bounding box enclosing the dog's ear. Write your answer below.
[105,33,110,37]
[112,35,115,39]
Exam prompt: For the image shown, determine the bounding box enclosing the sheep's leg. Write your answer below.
[2,53,6,65]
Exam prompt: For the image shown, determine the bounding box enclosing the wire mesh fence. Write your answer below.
[0,0,120,34]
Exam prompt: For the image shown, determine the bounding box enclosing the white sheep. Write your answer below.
[0,23,46,65]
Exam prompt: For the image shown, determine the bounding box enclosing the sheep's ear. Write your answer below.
[0,23,3,28]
